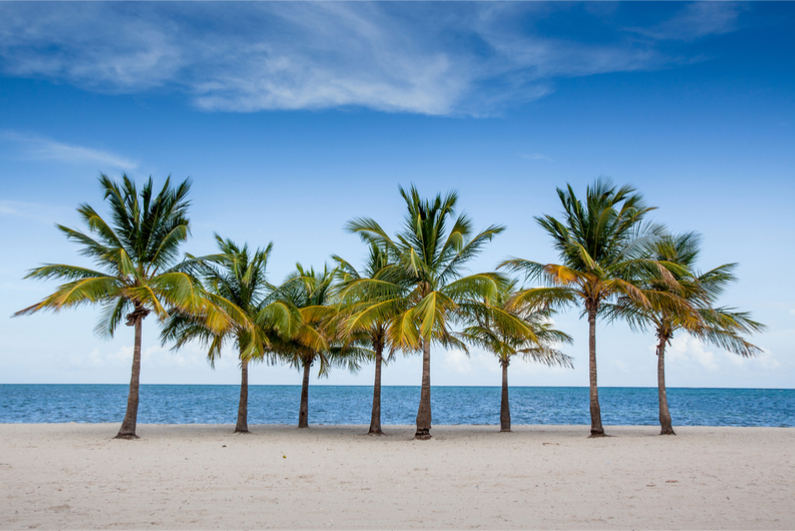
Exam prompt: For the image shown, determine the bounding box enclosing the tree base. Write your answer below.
[588,431,608,438]
[297,424,309,429]
[660,428,676,436]
[234,428,250,434]
[367,428,385,436]
[500,428,512,433]
[414,428,431,440]
[114,433,139,440]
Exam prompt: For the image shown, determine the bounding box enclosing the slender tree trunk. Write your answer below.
[369,342,384,435]
[500,359,511,432]
[235,358,249,433]
[588,305,605,437]
[657,333,675,435]
[116,316,143,439]
[415,339,432,440]
[298,359,311,428]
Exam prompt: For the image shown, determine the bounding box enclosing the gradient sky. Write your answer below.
[1,2,793,389]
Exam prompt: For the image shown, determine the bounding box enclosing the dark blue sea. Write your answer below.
[0,385,793,427]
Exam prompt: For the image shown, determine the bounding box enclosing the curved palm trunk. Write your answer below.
[656,333,675,435]
[500,359,511,432]
[415,339,432,440]
[298,359,311,428]
[235,358,249,433]
[369,343,384,435]
[116,316,143,439]
[588,305,605,437]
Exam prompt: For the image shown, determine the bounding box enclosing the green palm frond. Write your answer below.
[17,174,201,339]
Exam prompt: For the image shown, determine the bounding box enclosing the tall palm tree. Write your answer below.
[606,232,764,435]
[161,236,302,433]
[501,178,673,437]
[346,185,504,439]
[334,243,406,435]
[15,175,224,439]
[459,279,574,432]
[273,264,369,428]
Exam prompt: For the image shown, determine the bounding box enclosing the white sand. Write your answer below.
[1,424,793,530]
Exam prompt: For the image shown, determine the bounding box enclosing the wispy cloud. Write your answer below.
[519,153,553,162]
[0,131,138,171]
[630,3,745,41]
[0,3,748,116]
[659,335,780,373]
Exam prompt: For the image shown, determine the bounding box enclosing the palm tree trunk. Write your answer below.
[116,316,143,439]
[235,358,249,433]
[588,305,605,437]
[415,338,432,440]
[657,333,675,435]
[298,359,311,428]
[369,342,384,435]
[500,359,511,432]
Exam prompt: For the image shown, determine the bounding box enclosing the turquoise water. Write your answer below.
[0,385,793,427]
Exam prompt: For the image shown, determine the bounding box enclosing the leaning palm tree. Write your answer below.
[346,185,505,439]
[161,236,302,433]
[459,279,574,432]
[15,175,225,439]
[273,264,369,428]
[606,232,764,435]
[501,178,674,437]
[334,243,408,435]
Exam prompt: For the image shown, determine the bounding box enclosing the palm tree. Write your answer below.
[273,264,369,428]
[459,279,574,432]
[606,232,765,435]
[15,175,224,439]
[501,178,673,437]
[334,243,406,435]
[161,235,302,433]
[346,185,504,439]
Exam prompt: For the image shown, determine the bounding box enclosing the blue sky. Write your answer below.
[0,2,793,389]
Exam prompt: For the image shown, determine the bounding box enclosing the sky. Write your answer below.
[0,2,793,389]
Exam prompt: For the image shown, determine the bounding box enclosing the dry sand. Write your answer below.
[1,424,793,530]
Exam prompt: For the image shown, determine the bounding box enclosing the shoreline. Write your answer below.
[2,424,793,529]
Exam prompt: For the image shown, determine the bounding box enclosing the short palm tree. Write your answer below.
[501,178,674,437]
[606,232,764,435]
[334,243,407,435]
[273,264,369,428]
[459,279,574,432]
[15,175,224,439]
[347,185,504,439]
[161,236,302,433]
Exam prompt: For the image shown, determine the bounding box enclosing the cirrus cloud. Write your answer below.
[0,2,746,116]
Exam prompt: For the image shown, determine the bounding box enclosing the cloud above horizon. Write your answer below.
[0,131,138,171]
[0,2,745,116]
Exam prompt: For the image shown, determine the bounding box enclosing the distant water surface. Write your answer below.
[0,385,793,427]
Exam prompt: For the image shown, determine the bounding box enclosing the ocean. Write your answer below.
[0,385,793,427]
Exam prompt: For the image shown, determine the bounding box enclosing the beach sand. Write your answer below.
[1,424,793,530]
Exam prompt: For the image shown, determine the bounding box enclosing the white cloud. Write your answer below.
[1,131,138,171]
[0,3,743,116]
[519,153,553,161]
[666,335,718,371]
[660,335,781,373]
[631,3,744,41]
[441,349,473,374]
[725,347,781,371]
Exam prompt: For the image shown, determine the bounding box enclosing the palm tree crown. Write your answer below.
[161,235,302,432]
[15,174,221,438]
[501,178,674,436]
[606,232,764,434]
[272,264,369,428]
[334,243,405,434]
[346,185,505,439]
